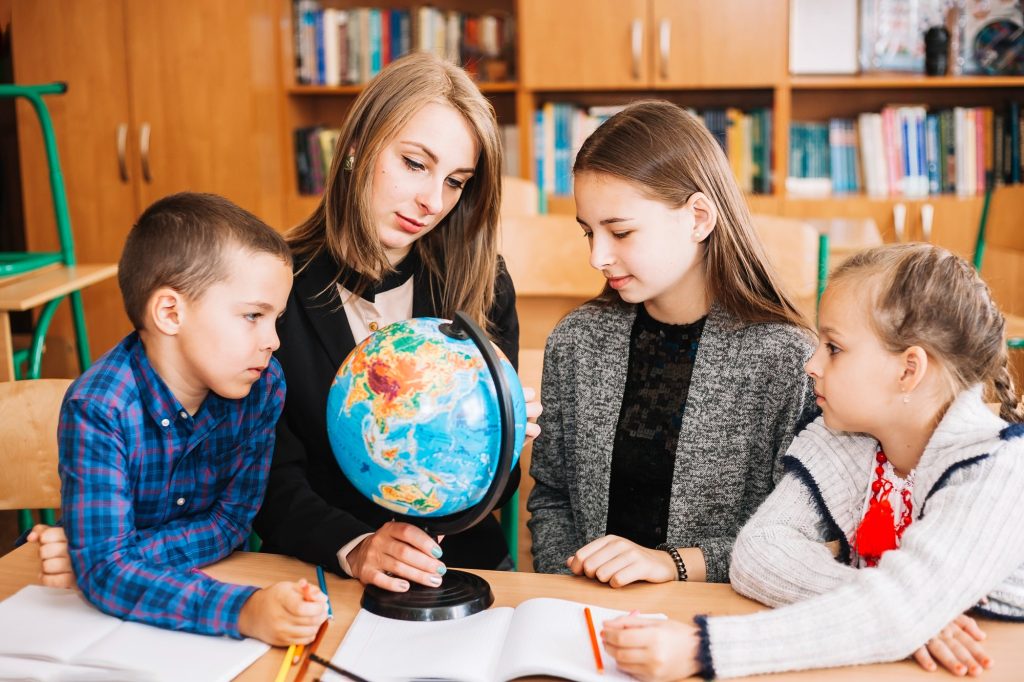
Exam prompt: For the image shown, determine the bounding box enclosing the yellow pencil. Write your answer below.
[274,643,297,682]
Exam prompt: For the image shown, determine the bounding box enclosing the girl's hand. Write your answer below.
[913,614,990,677]
[566,535,676,587]
[522,386,543,441]
[602,615,700,681]
[347,521,446,592]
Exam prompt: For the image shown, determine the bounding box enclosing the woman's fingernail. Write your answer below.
[431,546,443,558]
[436,565,447,575]
[429,575,442,586]
[397,580,409,591]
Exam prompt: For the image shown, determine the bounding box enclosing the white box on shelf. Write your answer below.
[790,0,859,75]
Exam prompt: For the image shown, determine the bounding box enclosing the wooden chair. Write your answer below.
[751,214,822,324]
[974,185,1024,349]
[500,213,605,350]
[501,176,541,218]
[0,379,72,532]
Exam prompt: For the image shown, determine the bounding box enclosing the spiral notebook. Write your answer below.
[328,597,665,682]
[0,585,268,682]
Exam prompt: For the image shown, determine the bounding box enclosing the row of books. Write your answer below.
[293,124,520,195]
[788,102,1024,199]
[533,103,774,197]
[292,1,515,86]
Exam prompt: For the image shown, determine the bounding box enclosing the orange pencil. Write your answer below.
[294,618,329,682]
[584,607,604,674]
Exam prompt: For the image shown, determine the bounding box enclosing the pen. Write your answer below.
[316,565,334,620]
[309,652,375,682]
[274,643,297,682]
[584,607,604,674]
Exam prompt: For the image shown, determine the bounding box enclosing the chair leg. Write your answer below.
[500,491,520,571]
[40,509,57,526]
[247,532,263,552]
[18,510,34,534]
[68,290,92,372]
[26,296,64,380]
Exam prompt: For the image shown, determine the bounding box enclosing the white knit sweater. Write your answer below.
[700,386,1024,678]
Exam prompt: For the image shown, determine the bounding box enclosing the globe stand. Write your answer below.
[354,312,519,622]
[361,570,494,621]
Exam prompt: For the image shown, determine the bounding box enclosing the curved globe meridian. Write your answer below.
[326,317,526,518]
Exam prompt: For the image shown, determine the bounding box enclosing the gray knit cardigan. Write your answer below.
[704,386,1024,678]
[526,300,816,582]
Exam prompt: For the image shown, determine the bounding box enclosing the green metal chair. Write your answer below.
[0,83,93,381]
[1,82,95,531]
[973,186,1024,351]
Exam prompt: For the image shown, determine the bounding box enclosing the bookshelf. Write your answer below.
[278,0,1024,269]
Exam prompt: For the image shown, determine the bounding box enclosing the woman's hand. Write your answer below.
[566,535,676,587]
[522,386,543,441]
[602,615,701,681]
[346,521,446,592]
[913,614,990,677]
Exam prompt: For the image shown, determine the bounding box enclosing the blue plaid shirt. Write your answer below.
[59,332,285,637]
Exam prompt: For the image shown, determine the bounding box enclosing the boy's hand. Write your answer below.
[28,524,76,589]
[522,386,543,441]
[347,521,446,592]
[237,580,327,646]
[913,614,990,677]
[602,615,700,681]
[567,535,676,588]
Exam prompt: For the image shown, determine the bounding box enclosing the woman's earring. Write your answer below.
[343,155,355,171]
[694,231,703,241]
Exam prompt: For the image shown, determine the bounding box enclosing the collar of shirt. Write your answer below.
[337,247,421,303]
[127,332,228,438]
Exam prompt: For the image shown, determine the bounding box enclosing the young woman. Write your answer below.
[527,100,816,585]
[254,52,540,593]
[602,243,1024,679]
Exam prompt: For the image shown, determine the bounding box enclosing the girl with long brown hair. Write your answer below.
[255,52,540,592]
[527,100,816,585]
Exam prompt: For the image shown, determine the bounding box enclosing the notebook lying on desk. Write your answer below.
[328,596,665,682]
[0,585,268,682]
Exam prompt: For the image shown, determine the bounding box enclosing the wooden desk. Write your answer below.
[1,543,1021,681]
[0,263,118,381]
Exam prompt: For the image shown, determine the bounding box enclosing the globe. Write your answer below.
[326,316,527,520]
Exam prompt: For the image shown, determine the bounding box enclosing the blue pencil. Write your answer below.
[316,565,334,620]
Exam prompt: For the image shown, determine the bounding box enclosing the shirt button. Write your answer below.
[179,411,188,419]
[368,321,379,332]
[160,418,170,427]
[176,497,185,506]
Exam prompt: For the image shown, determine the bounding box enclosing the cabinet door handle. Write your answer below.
[140,122,152,183]
[631,19,643,80]
[116,123,129,182]
[659,19,671,80]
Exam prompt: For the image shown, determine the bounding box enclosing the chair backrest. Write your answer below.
[751,214,820,297]
[500,213,604,297]
[976,185,1024,318]
[501,176,540,218]
[0,379,72,510]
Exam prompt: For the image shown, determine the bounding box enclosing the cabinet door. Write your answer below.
[12,0,138,358]
[652,0,787,87]
[519,0,650,89]
[123,0,285,229]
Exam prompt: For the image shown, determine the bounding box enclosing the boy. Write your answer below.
[31,192,325,645]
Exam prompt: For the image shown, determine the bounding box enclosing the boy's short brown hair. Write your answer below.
[118,192,292,330]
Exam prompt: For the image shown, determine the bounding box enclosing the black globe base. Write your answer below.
[361,569,494,621]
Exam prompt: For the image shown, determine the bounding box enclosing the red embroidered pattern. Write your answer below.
[854,449,913,567]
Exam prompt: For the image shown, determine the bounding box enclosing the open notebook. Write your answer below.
[329,597,665,682]
[0,585,269,682]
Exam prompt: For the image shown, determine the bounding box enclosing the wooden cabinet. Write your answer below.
[11,0,285,359]
[519,0,787,90]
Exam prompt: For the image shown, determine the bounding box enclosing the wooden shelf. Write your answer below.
[789,74,1024,90]
[287,81,518,96]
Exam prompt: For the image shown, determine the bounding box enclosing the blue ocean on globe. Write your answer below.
[326,317,526,517]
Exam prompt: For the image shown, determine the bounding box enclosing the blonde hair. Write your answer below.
[829,243,1024,423]
[288,52,503,331]
[572,100,809,331]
